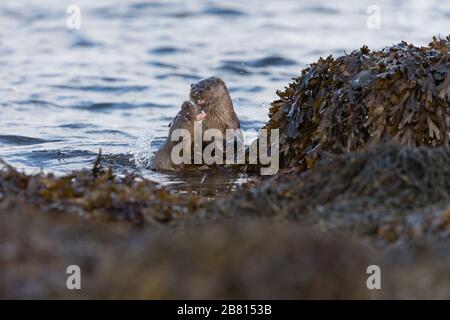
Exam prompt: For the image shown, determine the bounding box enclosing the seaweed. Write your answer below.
[0,156,206,226]
[0,214,378,299]
[2,144,450,245]
[264,36,450,170]
[211,144,450,245]
[2,206,450,299]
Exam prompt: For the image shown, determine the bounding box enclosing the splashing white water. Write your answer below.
[130,129,156,169]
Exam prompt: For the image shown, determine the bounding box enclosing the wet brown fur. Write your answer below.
[150,101,197,171]
[190,76,240,133]
[152,77,240,171]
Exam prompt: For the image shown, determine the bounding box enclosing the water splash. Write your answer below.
[130,129,156,169]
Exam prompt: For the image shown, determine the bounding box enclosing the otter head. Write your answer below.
[168,101,197,136]
[189,76,233,113]
[151,101,199,171]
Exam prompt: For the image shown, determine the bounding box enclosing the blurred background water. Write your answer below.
[0,0,448,188]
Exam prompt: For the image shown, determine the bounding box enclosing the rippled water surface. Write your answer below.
[0,0,449,188]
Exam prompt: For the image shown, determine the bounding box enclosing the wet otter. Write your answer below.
[190,76,240,132]
[150,101,203,171]
[151,77,241,171]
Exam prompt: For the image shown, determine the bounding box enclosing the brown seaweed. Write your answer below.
[211,144,450,246]
[263,36,450,170]
[0,157,206,226]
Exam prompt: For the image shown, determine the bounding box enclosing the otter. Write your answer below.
[151,77,241,171]
[150,101,203,171]
[190,76,240,133]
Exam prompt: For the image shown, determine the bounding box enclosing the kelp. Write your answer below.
[265,36,450,169]
[0,156,206,226]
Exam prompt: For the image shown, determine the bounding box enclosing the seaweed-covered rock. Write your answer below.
[266,36,450,169]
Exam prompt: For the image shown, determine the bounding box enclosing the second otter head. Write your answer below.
[189,76,232,111]
[168,101,197,134]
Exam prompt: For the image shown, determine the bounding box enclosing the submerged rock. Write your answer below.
[264,36,450,170]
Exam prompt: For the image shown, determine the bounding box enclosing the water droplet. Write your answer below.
[240,62,246,75]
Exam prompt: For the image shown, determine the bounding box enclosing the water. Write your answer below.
[0,0,448,189]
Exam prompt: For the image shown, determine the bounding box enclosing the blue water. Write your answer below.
[0,0,448,187]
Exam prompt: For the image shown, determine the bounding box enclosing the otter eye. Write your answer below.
[190,83,195,88]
